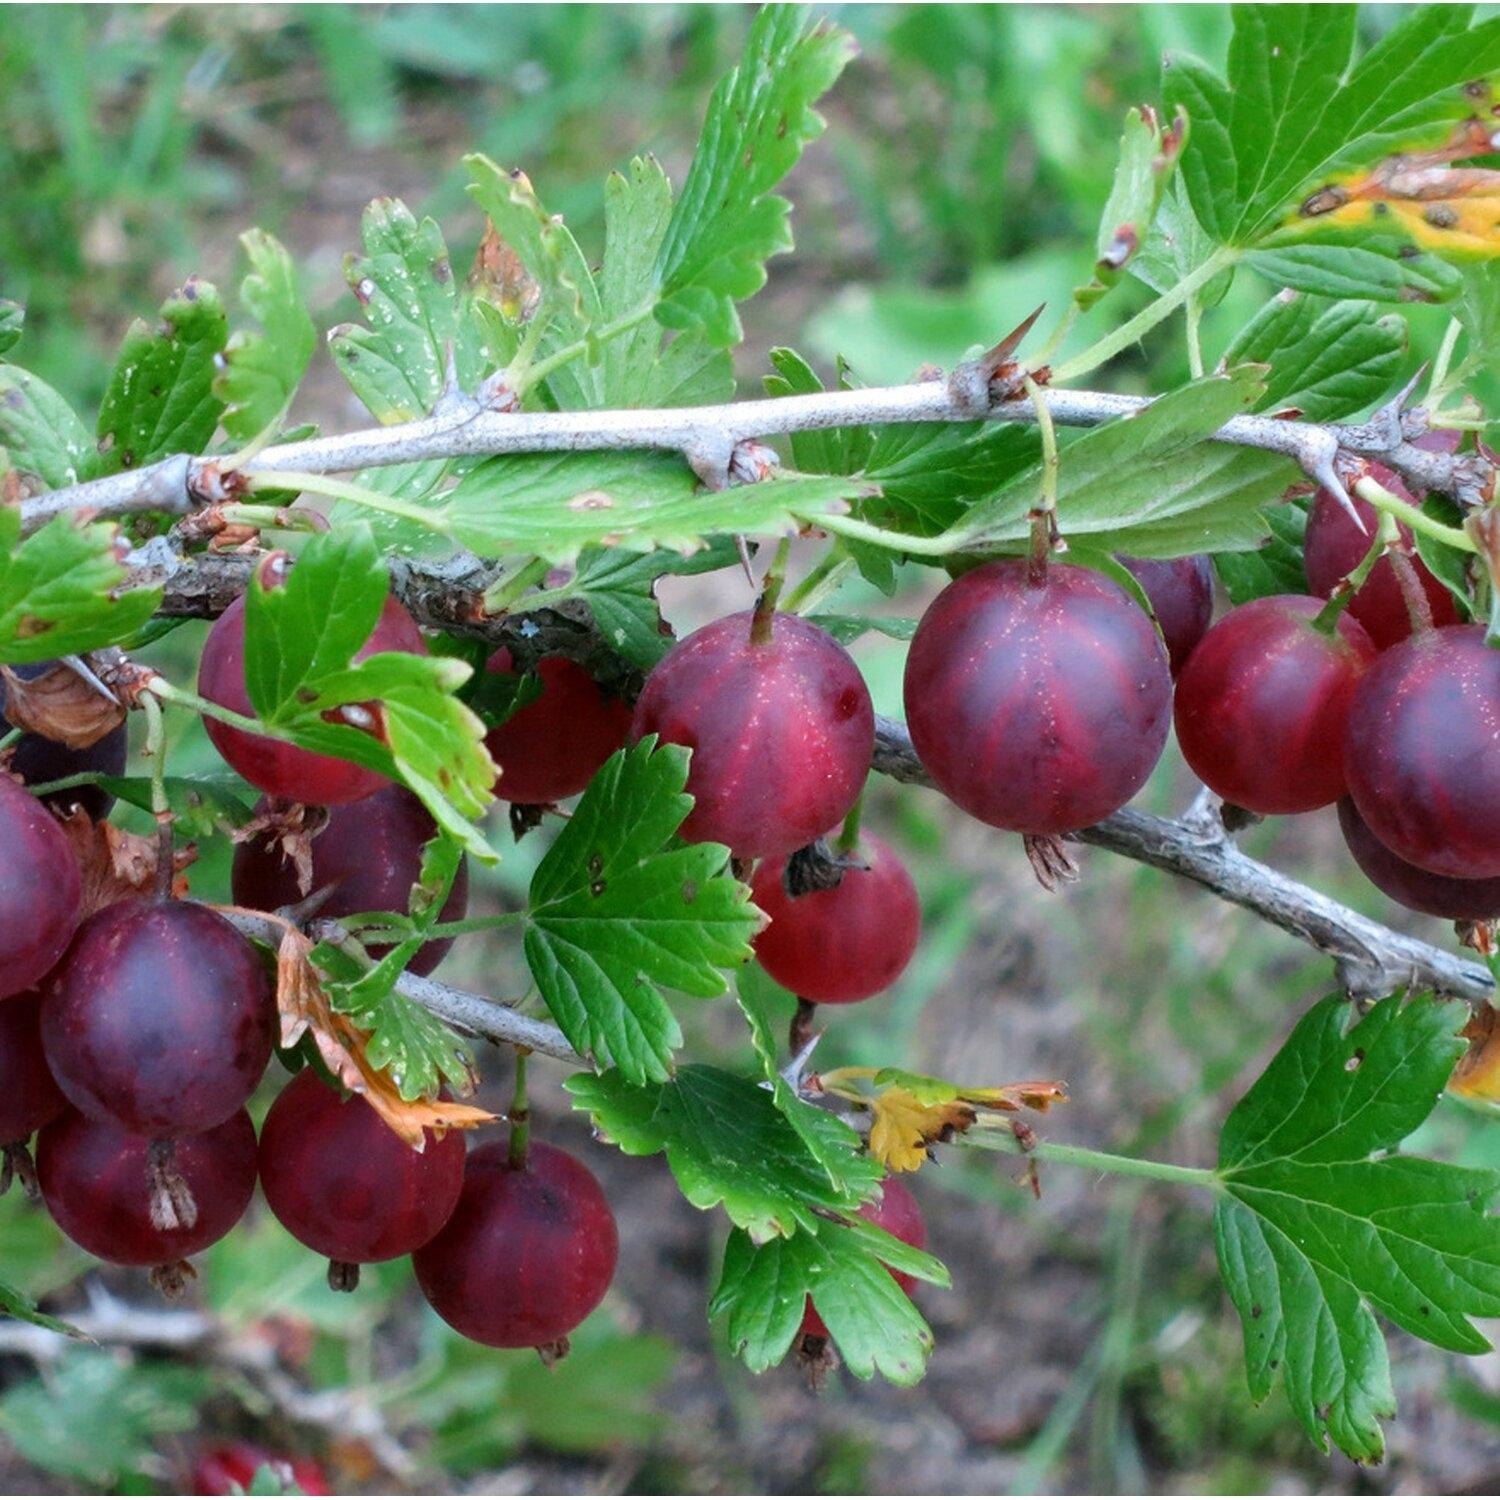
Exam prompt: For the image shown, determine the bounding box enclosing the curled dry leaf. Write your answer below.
[274,924,495,1148]
[57,809,193,918]
[0,661,126,748]
[1451,1001,1500,1103]
[818,1065,1067,1174]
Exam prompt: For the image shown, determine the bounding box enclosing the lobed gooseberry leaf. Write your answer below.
[309,938,476,1103]
[240,524,496,859]
[711,1218,948,1385]
[328,198,485,425]
[526,738,760,1083]
[1214,993,1500,1462]
[567,1062,869,1240]
[764,347,874,477]
[599,157,734,411]
[92,277,227,477]
[82,773,256,838]
[0,366,92,491]
[0,509,161,665]
[1224,292,1407,423]
[654,4,854,347]
[1166,6,1500,252]
[216,229,316,444]
[734,964,883,1205]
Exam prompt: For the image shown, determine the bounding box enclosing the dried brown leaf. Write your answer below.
[0,662,126,748]
[57,809,193,918]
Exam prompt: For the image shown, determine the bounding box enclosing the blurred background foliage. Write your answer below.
[2,4,1499,1495]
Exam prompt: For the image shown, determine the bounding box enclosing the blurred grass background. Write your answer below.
[2,4,1499,1494]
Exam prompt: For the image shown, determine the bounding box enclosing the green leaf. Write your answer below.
[1133,179,1232,305]
[567,1063,864,1238]
[329,198,484,424]
[1215,994,1500,1462]
[86,773,256,838]
[441,450,863,564]
[0,301,22,356]
[1460,262,1500,379]
[564,539,740,670]
[93,277,227,476]
[1167,6,1500,247]
[466,157,602,410]
[711,1219,946,1384]
[0,1277,83,1337]
[764,348,874,477]
[216,230,316,443]
[1076,106,1186,310]
[0,1350,205,1486]
[0,366,93,490]
[735,964,883,1205]
[240,525,496,857]
[1213,502,1309,605]
[654,4,854,346]
[311,938,475,1101]
[0,509,161,664]
[526,739,759,1082]
[1225,293,1407,422]
[805,614,917,647]
[1412,494,1474,618]
[944,370,1293,554]
[1250,242,1462,304]
[599,157,735,410]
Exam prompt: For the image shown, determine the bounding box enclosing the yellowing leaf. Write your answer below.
[271,922,495,1148]
[1451,1002,1500,1103]
[1281,119,1500,261]
[820,1066,1067,1174]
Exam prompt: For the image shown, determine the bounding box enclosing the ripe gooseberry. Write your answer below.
[232,786,469,977]
[1,659,127,819]
[36,1108,257,1294]
[903,561,1171,834]
[0,774,82,1000]
[801,1177,926,1341]
[259,1068,467,1289]
[1118,554,1215,676]
[631,610,874,860]
[190,1444,332,1497]
[197,584,428,806]
[1338,798,1500,922]
[1345,623,1500,878]
[1304,471,1459,649]
[1173,595,1376,815]
[413,1140,618,1354]
[482,652,632,804]
[750,832,920,1003]
[41,899,274,1138]
[0,991,67,1195]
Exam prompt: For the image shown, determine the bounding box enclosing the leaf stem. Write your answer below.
[967,1128,1219,1189]
[782,550,853,615]
[482,556,550,612]
[1356,475,1476,553]
[244,470,447,532]
[0,727,21,753]
[1184,294,1205,380]
[1053,247,1238,384]
[517,302,658,397]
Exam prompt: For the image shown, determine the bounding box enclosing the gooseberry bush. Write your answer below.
[5,1,1500,1470]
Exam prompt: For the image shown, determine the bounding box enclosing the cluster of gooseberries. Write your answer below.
[1,454,1478,1367]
